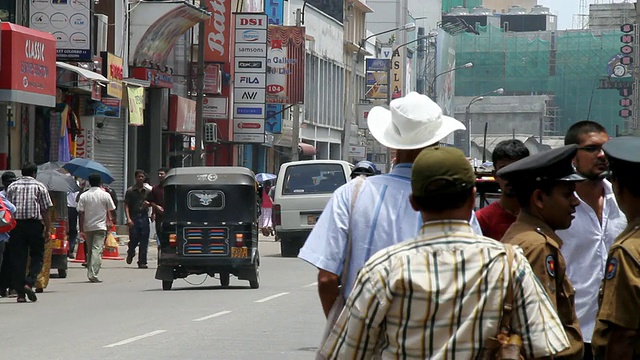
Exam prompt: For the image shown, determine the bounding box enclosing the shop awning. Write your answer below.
[298,143,316,156]
[0,23,57,107]
[123,78,151,88]
[129,1,211,68]
[56,62,110,83]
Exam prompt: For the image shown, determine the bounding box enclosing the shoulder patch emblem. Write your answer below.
[606,258,618,280]
[545,255,555,277]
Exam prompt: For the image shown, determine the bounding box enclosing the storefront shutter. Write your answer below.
[93,117,126,200]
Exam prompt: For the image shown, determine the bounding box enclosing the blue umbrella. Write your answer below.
[62,158,115,184]
[256,173,277,183]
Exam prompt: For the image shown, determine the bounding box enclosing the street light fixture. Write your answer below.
[429,62,473,99]
[463,87,504,157]
[343,22,417,162]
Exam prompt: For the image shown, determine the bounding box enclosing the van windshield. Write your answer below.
[283,164,346,195]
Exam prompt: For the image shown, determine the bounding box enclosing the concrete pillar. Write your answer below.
[148,89,163,174]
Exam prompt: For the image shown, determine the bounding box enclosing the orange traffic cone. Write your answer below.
[102,226,123,260]
[71,241,86,263]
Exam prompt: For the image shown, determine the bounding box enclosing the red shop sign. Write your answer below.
[0,23,56,106]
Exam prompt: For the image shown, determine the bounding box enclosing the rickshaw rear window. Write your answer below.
[187,190,225,210]
[283,164,346,195]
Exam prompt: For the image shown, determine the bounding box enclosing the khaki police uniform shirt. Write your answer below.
[502,212,584,359]
[592,219,640,357]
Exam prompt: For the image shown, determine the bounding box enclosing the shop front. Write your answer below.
[0,23,57,169]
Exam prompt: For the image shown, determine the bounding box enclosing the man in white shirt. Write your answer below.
[77,174,116,283]
[299,92,482,321]
[556,120,627,359]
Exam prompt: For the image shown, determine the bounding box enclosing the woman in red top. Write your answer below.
[476,140,530,241]
[260,181,274,236]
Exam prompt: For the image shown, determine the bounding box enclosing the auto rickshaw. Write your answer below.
[155,166,261,290]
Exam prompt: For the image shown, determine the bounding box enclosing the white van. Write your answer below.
[273,160,353,257]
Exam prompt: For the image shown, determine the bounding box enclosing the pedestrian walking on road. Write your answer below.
[556,121,627,359]
[0,184,17,296]
[592,136,640,358]
[147,167,167,246]
[66,187,79,258]
[6,162,53,303]
[298,92,483,332]
[476,139,529,240]
[0,171,17,298]
[499,145,585,359]
[125,170,151,269]
[78,174,115,283]
[319,147,571,359]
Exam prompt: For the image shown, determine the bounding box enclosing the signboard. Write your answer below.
[266,0,284,25]
[0,23,56,107]
[348,146,366,158]
[101,52,123,99]
[266,26,306,104]
[131,67,173,88]
[233,12,268,143]
[30,0,92,61]
[357,104,374,129]
[203,96,228,118]
[94,98,121,118]
[191,63,221,94]
[265,104,282,133]
[365,59,389,100]
[233,133,265,143]
[170,95,196,134]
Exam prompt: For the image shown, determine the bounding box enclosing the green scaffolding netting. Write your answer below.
[455,24,629,135]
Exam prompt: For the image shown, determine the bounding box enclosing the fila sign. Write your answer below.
[237,74,265,88]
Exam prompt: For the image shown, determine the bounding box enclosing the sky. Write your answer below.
[538,0,633,30]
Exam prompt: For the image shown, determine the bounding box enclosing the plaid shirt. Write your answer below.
[7,176,53,220]
[319,221,570,359]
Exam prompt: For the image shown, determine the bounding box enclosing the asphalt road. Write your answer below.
[0,237,325,360]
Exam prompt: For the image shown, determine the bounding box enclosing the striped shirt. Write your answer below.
[299,163,484,298]
[7,176,53,220]
[319,221,570,359]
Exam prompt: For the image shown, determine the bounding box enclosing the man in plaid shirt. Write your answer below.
[6,162,53,303]
[319,147,570,359]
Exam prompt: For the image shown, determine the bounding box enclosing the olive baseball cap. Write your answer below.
[411,147,476,197]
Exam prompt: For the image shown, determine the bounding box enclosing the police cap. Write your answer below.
[602,136,640,169]
[496,144,585,183]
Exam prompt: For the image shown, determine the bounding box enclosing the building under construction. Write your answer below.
[454,23,630,136]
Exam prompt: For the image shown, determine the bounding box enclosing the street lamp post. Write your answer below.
[429,62,473,100]
[342,22,416,162]
[463,88,504,157]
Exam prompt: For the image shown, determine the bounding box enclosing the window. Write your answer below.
[282,164,347,195]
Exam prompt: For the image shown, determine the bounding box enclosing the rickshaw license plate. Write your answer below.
[307,215,318,225]
[231,247,248,258]
[52,239,62,249]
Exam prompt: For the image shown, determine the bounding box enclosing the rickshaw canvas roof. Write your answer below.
[164,167,256,186]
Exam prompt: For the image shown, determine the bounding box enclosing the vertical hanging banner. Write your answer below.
[204,0,232,63]
[265,0,284,134]
[127,86,145,126]
[266,26,306,104]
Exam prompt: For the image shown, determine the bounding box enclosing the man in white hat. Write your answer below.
[298,92,483,322]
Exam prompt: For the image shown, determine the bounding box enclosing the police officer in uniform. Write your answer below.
[498,144,585,359]
[592,136,640,359]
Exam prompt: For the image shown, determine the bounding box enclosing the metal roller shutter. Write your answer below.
[93,116,126,200]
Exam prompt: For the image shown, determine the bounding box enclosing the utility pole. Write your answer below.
[416,27,426,95]
[194,11,206,166]
[291,9,302,161]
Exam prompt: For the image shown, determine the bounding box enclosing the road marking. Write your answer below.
[103,330,167,348]
[192,310,232,322]
[255,292,289,303]
[303,282,317,288]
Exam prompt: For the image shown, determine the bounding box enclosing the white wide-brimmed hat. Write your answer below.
[367,92,466,150]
